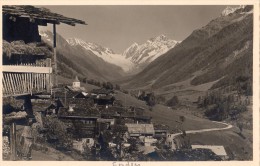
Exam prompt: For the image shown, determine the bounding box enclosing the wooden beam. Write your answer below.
[10,123,16,161]
[3,74,7,94]
[3,66,52,74]
[53,23,57,87]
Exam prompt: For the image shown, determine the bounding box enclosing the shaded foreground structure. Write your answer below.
[2,5,86,160]
[2,5,86,97]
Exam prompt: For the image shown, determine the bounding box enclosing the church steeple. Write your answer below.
[72,75,80,88]
[74,75,79,82]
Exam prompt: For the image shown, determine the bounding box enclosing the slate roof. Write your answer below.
[65,86,85,92]
[58,107,99,118]
[3,40,52,58]
[3,5,86,26]
[125,123,155,135]
[191,145,227,156]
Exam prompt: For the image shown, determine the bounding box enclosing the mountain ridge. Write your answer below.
[122,5,253,95]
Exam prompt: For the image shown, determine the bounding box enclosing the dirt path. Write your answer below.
[171,121,233,138]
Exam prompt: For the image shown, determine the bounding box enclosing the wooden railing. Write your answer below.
[2,59,53,97]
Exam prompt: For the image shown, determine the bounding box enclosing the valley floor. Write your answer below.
[115,89,252,160]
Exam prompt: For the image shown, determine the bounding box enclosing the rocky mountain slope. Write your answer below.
[123,5,253,95]
[41,31,179,76]
[123,34,179,70]
[66,38,135,72]
[40,31,125,81]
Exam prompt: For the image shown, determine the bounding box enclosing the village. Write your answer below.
[2,5,252,161]
[3,76,228,161]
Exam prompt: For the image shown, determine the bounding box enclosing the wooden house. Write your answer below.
[154,124,169,138]
[91,88,114,96]
[58,107,99,138]
[125,123,155,137]
[94,95,115,106]
[31,99,63,116]
[73,92,90,99]
[2,5,86,97]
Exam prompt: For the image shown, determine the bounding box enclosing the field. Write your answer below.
[115,91,226,131]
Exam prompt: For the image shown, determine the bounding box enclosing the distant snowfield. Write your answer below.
[40,31,179,73]
[93,52,135,72]
[66,38,135,72]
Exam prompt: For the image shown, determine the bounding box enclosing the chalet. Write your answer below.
[99,106,151,123]
[94,95,115,106]
[58,107,99,138]
[31,96,64,115]
[73,92,90,99]
[154,124,169,138]
[65,98,95,110]
[97,118,115,126]
[125,123,155,137]
[91,88,114,96]
[2,5,86,97]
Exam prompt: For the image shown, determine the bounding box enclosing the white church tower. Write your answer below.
[72,76,80,88]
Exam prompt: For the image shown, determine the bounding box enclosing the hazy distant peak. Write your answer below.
[148,34,168,42]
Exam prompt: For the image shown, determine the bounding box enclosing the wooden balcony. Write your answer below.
[2,61,52,97]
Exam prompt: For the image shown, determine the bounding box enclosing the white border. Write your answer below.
[0,1,259,166]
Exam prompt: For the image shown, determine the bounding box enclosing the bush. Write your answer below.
[166,96,179,107]
[146,92,156,107]
[156,95,166,104]
[43,115,73,149]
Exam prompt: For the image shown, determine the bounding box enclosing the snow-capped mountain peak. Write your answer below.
[66,38,134,72]
[221,5,245,17]
[66,38,115,55]
[149,34,167,42]
[123,34,180,66]
[40,30,179,73]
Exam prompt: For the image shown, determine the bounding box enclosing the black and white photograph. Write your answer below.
[1,1,259,164]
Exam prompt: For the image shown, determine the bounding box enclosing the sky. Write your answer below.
[40,5,230,53]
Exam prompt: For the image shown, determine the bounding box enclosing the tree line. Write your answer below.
[197,92,250,121]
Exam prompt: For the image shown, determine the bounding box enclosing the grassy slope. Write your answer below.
[189,128,252,160]
[115,91,226,131]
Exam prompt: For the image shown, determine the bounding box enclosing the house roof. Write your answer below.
[65,86,85,92]
[107,106,126,113]
[73,92,90,98]
[3,5,86,26]
[125,123,155,135]
[58,107,99,118]
[191,145,227,156]
[95,95,115,101]
[54,90,79,99]
[66,98,94,108]
[3,40,53,58]
[154,124,169,130]
[32,101,54,112]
